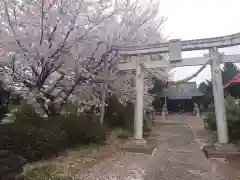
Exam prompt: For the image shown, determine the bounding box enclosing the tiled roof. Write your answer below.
[159,82,203,99]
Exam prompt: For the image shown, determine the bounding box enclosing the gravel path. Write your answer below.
[143,115,225,180]
[78,114,229,179]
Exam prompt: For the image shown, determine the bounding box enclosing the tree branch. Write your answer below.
[4,1,28,53]
[40,0,44,46]
[46,73,65,94]
[47,0,58,10]
[59,75,87,107]
[48,23,58,49]
[49,16,77,59]
[31,65,40,79]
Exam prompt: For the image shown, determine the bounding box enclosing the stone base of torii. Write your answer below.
[118,137,155,154]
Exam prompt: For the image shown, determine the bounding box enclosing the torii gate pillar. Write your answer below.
[134,58,145,142]
[210,47,228,143]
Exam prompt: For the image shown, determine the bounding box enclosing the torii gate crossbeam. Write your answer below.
[114,32,240,55]
[116,32,240,144]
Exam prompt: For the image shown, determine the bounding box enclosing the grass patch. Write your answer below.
[75,143,100,158]
[112,128,133,139]
[18,165,74,180]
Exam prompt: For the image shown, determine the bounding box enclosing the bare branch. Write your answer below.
[59,75,87,107]
[75,11,116,42]
[31,65,40,79]
[47,0,58,10]
[85,41,103,63]
[49,16,77,59]
[13,3,17,20]
[47,73,65,94]
[48,23,58,49]
[4,1,28,53]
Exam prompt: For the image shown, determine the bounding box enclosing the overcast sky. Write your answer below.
[158,0,240,85]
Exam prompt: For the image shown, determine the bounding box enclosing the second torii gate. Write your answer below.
[115,32,240,144]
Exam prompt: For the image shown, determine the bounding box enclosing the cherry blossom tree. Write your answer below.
[0,0,117,117]
[108,0,167,111]
[0,0,166,118]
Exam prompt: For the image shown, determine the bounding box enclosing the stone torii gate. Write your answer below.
[115,32,240,144]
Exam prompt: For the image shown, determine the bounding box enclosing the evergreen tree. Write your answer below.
[148,77,165,111]
[198,80,213,110]
[199,62,240,109]
[222,63,240,98]
[222,62,240,85]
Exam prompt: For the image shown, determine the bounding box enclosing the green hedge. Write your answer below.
[105,96,135,131]
[105,96,126,127]
[203,96,240,142]
[105,96,153,133]
[0,97,154,162]
[0,103,108,162]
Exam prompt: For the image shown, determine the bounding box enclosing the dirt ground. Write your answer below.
[23,131,124,177]
[23,115,240,180]
[186,114,240,180]
[22,130,151,179]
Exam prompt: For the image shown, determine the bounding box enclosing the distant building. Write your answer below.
[159,82,203,113]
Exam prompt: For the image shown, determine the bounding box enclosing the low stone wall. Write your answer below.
[0,150,26,180]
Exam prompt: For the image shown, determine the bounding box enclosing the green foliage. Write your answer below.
[0,80,11,120]
[203,103,216,130]
[222,62,240,85]
[105,96,135,130]
[0,96,154,162]
[105,96,153,134]
[204,96,240,142]
[105,96,125,127]
[115,128,133,139]
[143,110,154,133]
[0,103,108,162]
[199,62,240,109]
[59,113,108,145]
[198,80,214,110]
[151,98,163,112]
[148,77,164,111]
[122,102,135,131]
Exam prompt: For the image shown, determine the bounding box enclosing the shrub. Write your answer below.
[0,102,108,162]
[105,96,125,127]
[122,102,135,131]
[114,128,133,139]
[204,96,240,142]
[143,110,154,133]
[0,150,26,180]
[58,113,108,145]
[105,96,154,135]
[105,96,135,130]
[203,103,217,130]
